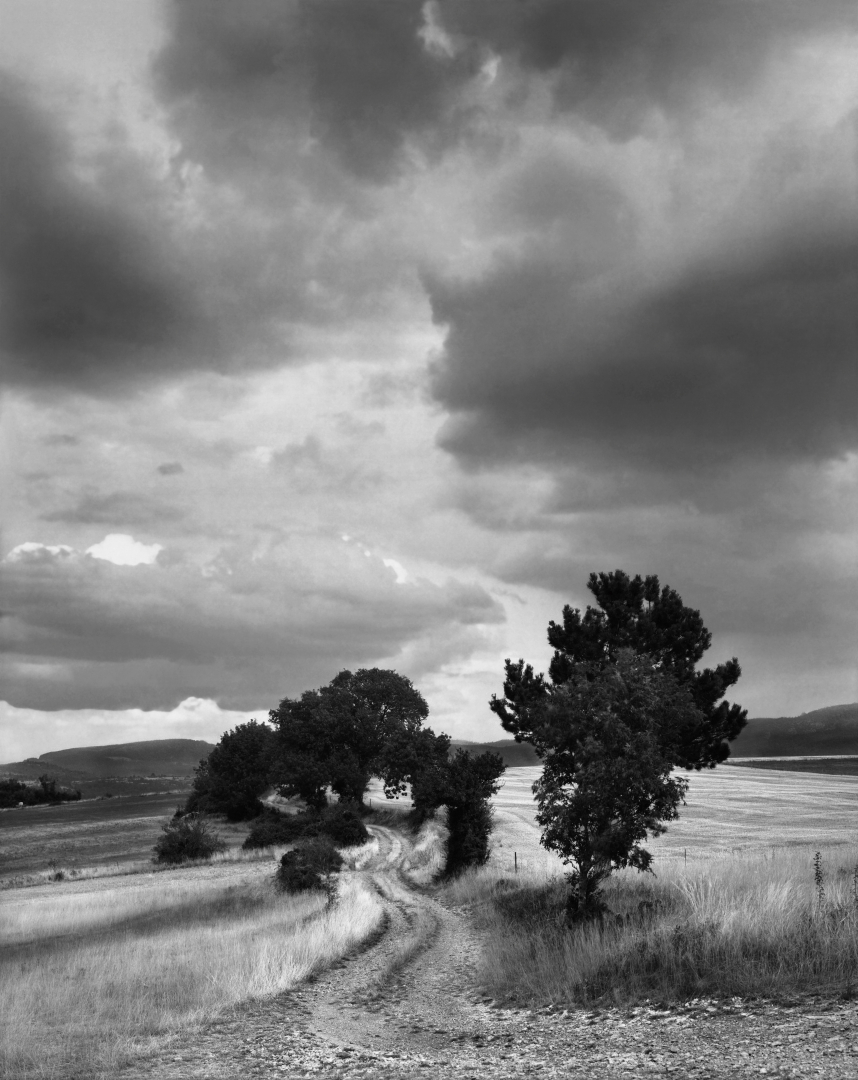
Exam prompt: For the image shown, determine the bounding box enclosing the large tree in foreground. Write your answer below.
[490,570,746,921]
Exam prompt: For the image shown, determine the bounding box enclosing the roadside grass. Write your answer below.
[1,868,384,1079]
[448,843,858,1006]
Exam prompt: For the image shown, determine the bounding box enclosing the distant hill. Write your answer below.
[731,704,858,757]
[450,739,540,767]
[453,705,858,763]
[0,738,215,780]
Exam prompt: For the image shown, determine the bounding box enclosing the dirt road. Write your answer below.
[118,824,858,1080]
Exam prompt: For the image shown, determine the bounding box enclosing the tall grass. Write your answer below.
[448,844,858,1006]
[1,870,384,1079]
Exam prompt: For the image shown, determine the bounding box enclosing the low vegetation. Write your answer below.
[447,844,858,1005]
[1,866,384,1079]
[0,775,81,808]
[276,837,344,894]
[243,802,369,850]
[153,813,227,864]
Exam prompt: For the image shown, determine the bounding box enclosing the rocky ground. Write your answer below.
[117,826,858,1080]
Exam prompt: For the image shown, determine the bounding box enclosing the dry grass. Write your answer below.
[450,764,858,1007]
[0,866,384,1079]
[1,843,275,892]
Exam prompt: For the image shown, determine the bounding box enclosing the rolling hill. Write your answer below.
[4,703,856,787]
[729,703,858,757]
[0,739,215,780]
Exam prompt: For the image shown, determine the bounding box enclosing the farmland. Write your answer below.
[4,765,858,1079]
[0,787,237,884]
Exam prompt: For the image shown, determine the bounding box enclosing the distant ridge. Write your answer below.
[731,704,858,758]
[3,706,855,781]
[450,739,540,767]
[0,739,215,780]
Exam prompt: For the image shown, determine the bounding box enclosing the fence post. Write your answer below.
[514,851,518,874]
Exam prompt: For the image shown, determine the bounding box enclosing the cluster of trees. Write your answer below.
[0,775,82,809]
[491,570,746,922]
[185,668,504,875]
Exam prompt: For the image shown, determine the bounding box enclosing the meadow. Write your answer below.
[0,845,386,1079]
[0,789,229,885]
[453,765,858,1006]
[4,764,857,1078]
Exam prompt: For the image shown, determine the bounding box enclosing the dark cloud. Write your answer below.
[443,0,858,137]
[40,491,184,526]
[430,212,858,488]
[157,462,184,476]
[155,0,478,183]
[0,74,222,392]
[1,543,504,710]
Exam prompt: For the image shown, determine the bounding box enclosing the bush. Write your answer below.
[275,838,344,894]
[318,803,369,846]
[446,798,495,876]
[242,802,370,850]
[153,814,227,865]
[243,808,317,849]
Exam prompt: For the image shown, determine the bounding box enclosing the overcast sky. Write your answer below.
[1,0,856,761]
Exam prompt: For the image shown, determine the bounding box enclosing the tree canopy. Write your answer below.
[490,570,747,921]
[491,570,746,768]
[185,719,277,821]
[270,668,429,808]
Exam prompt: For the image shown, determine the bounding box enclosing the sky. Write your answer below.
[1,0,856,762]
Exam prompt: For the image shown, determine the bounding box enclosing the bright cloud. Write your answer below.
[85,534,163,566]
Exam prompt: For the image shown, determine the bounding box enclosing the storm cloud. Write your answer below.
[2,540,503,711]
[2,2,856,749]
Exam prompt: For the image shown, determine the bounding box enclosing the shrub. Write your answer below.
[318,803,369,846]
[153,814,227,865]
[242,803,370,850]
[243,808,317,849]
[275,838,344,894]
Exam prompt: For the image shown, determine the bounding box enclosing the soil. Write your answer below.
[116,825,858,1080]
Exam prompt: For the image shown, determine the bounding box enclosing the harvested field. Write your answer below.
[489,764,858,873]
[0,792,248,883]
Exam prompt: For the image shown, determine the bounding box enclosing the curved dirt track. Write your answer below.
[117,824,858,1080]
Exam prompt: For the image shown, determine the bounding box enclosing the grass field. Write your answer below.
[453,764,858,1006]
[5,764,858,1076]
[0,842,389,1079]
[0,790,253,884]
[488,765,858,873]
[727,757,858,777]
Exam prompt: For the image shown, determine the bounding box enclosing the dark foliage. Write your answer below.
[271,668,429,808]
[0,775,81,808]
[443,750,505,875]
[317,802,370,846]
[491,570,746,769]
[409,744,505,875]
[242,802,369,850]
[275,837,344,894]
[184,719,276,821]
[153,813,227,864]
[490,570,746,922]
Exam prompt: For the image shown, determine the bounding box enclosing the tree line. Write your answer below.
[183,568,746,912]
[184,667,504,875]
